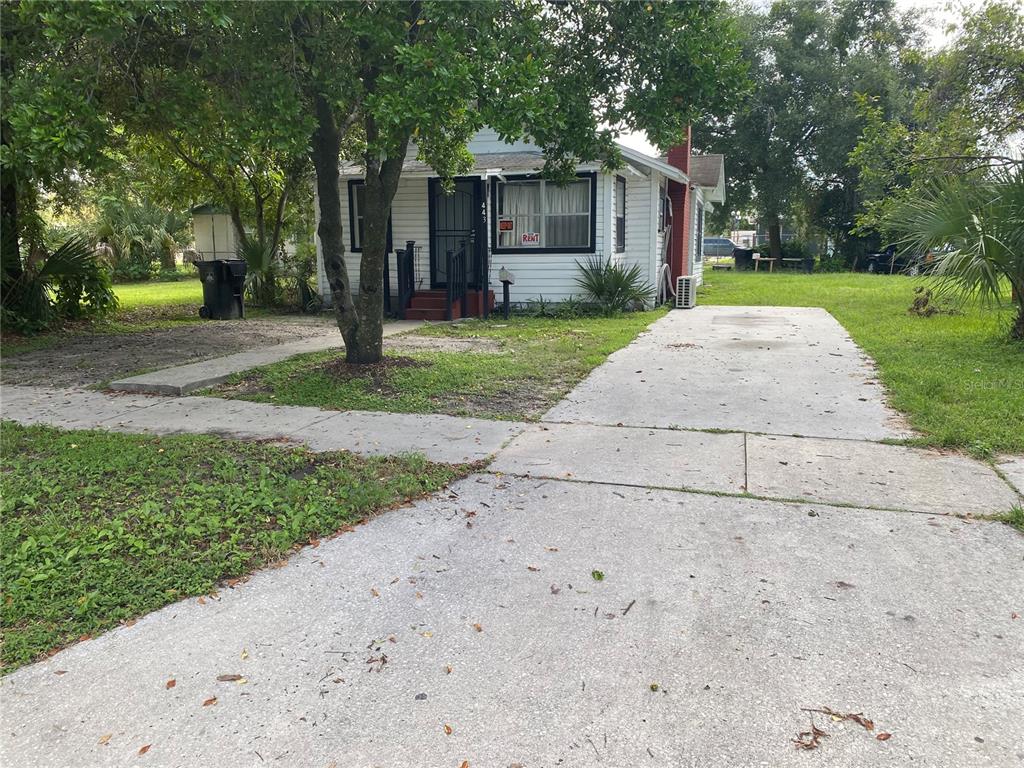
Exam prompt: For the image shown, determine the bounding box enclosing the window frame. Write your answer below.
[490,172,598,255]
[347,179,393,253]
[614,175,626,253]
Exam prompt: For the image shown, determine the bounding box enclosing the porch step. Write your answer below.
[406,301,463,321]
[401,290,495,321]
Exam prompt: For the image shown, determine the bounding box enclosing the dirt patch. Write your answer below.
[385,334,503,354]
[322,355,431,396]
[0,315,339,389]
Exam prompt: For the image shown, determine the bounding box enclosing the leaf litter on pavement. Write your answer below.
[793,706,893,750]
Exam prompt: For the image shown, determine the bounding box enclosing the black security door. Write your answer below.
[429,178,483,288]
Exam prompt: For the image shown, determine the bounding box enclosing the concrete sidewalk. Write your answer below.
[107,320,422,396]
[1,384,523,465]
[2,474,1021,767]
[492,422,1020,516]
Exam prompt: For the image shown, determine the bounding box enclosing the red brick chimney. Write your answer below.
[666,126,692,280]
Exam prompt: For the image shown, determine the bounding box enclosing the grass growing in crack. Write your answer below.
[997,506,1024,532]
[208,310,666,421]
[701,272,1024,456]
[0,421,466,672]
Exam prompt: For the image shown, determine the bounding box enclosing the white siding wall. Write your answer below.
[652,177,666,299]
[463,127,535,154]
[691,187,705,286]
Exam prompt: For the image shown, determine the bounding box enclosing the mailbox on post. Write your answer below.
[498,267,515,320]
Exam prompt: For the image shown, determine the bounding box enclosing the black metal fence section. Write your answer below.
[384,240,418,320]
[473,239,489,319]
[445,242,468,321]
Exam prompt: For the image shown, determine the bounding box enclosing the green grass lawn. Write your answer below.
[0,422,466,671]
[210,310,666,421]
[700,271,1024,456]
[113,278,203,309]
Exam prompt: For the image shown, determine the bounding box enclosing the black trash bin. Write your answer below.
[733,248,754,271]
[196,259,246,319]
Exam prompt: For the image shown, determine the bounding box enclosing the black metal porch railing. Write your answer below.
[445,241,468,321]
[384,240,417,320]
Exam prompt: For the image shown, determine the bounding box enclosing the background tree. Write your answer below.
[851,0,1024,239]
[695,0,924,262]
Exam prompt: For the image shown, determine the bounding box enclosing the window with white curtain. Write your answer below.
[493,174,594,252]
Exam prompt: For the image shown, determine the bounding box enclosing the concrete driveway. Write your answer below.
[546,306,910,440]
[2,306,1022,767]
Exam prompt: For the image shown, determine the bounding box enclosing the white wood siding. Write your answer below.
[691,187,705,286]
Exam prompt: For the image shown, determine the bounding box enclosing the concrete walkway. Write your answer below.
[1,384,522,465]
[1,306,1022,767]
[108,320,423,396]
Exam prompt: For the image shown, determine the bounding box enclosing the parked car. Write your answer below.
[703,236,738,259]
[862,244,935,276]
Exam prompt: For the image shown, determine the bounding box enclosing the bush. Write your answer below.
[1,237,118,333]
[755,239,812,261]
[574,255,654,315]
[112,260,157,282]
[816,253,847,272]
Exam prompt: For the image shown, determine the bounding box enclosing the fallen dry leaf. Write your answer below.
[472,623,483,633]
[802,707,873,732]
[98,734,112,746]
[371,588,380,598]
[460,762,469,768]
[527,566,540,572]
[216,674,243,682]
[793,724,829,750]
[445,665,453,674]
[138,744,151,756]
[202,697,217,707]
[415,591,424,599]
[876,732,892,741]
[544,546,559,552]
[240,649,249,660]
[165,679,176,689]
[197,597,206,606]
[444,724,453,735]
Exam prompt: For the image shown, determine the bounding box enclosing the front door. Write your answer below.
[429,178,483,288]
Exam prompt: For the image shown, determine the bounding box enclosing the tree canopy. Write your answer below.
[694,0,925,260]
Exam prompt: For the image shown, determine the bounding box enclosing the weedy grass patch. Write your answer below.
[0,422,466,671]
[210,310,666,421]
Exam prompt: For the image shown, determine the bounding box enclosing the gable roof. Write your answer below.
[689,154,725,188]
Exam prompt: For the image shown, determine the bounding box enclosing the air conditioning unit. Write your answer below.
[675,276,696,309]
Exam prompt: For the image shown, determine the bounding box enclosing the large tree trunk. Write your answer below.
[1011,282,1024,341]
[310,93,359,352]
[767,219,783,262]
[351,128,409,364]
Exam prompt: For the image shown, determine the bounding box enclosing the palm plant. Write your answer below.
[237,239,280,307]
[574,255,654,316]
[92,195,188,277]
[882,165,1024,339]
[1,236,118,332]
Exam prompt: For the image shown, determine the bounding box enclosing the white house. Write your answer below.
[315,128,725,319]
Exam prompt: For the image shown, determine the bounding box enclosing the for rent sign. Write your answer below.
[520,232,540,246]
